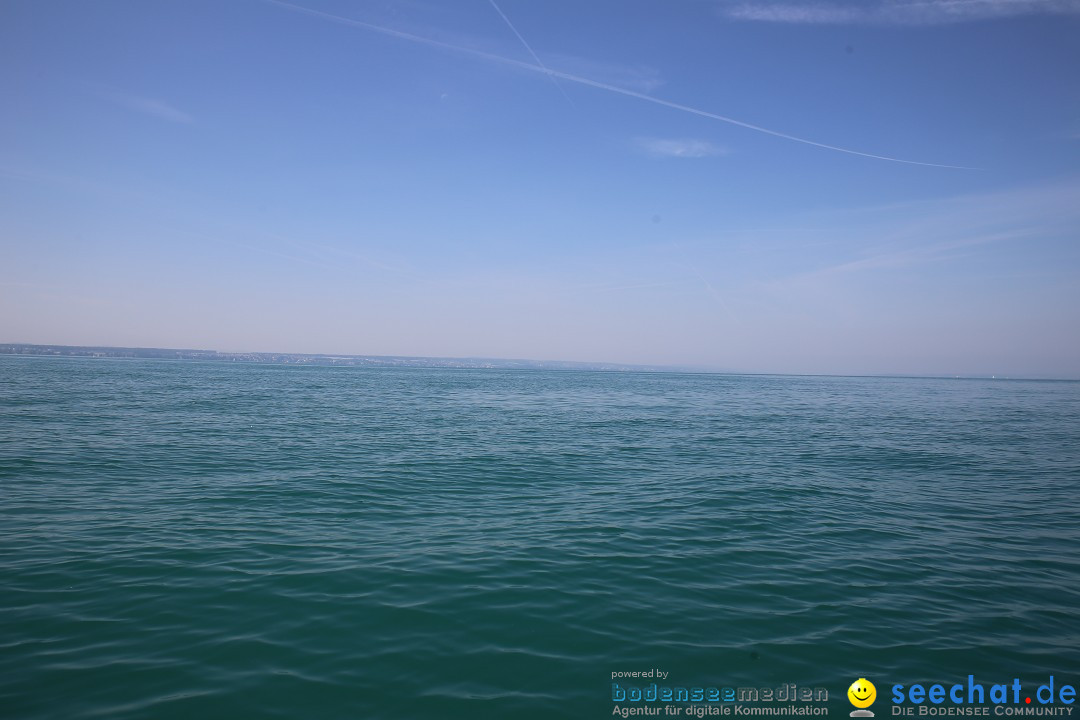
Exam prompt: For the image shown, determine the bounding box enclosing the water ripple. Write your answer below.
[2,358,1079,718]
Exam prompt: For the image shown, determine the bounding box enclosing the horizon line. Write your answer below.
[2,342,1075,383]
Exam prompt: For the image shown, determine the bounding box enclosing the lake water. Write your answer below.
[2,357,1078,719]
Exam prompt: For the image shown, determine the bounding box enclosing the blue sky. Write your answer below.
[2,0,1078,376]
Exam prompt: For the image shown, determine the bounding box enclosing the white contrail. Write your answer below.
[487,0,575,107]
[263,0,974,169]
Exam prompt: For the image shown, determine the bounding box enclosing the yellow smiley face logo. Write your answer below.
[848,678,876,708]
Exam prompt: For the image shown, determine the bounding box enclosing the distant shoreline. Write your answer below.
[0,343,676,373]
[2,343,1076,382]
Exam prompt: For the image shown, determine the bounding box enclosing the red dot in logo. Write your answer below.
[1026,698,1032,704]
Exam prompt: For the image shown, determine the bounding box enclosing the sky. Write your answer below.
[1,0,1079,377]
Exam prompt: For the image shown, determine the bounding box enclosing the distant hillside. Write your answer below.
[0,344,678,373]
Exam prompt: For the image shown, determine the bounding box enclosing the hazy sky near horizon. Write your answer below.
[2,0,1079,376]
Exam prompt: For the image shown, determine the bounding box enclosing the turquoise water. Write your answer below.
[2,357,1079,719]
